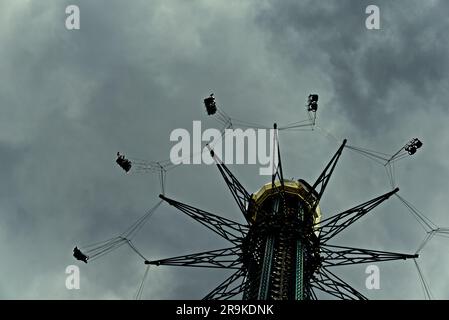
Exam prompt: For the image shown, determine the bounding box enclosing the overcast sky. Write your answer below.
[1,0,449,299]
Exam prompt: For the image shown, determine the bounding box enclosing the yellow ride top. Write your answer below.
[249,179,321,226]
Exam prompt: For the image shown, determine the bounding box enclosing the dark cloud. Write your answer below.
[257,0,449,134]
[1,0,448,299]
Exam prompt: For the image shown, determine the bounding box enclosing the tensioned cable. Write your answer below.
[79,200,163,262]
[395,194,437,232]
[134,265,150,300]
[414,259,433,300]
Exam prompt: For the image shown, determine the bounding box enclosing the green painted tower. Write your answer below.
[242,180,321,300]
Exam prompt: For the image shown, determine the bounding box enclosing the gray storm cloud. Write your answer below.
[1,0,448,299]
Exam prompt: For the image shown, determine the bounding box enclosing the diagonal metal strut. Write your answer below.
[160,194,247,244]
[321,244,418,267]
[271,123,287,202]
[145,246,242,269]
[311,267,368,300]
[307,139,347,209]
[203,267,247,300]
[317,188,399,243]
[209,149,253,224]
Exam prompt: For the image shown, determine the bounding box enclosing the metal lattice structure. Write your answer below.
[75,93,437,300]
[142,133,417,300]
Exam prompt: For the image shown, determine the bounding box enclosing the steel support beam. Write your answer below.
[318,188,399,243]
[321,244,418,267]
[160,194,247,244]
[145,246,242,269]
